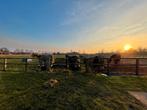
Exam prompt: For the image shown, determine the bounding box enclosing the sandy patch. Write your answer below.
[129,91,147,107]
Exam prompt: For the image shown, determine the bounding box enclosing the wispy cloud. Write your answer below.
[60,0,147,52]
[0,0,147,53]
[61,0,104,25]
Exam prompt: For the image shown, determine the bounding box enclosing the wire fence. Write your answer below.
[0,57,147,75]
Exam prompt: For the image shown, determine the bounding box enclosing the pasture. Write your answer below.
[0,55,39,72]
[0,55,147,110]
[0,71,147,110]
[0,54,147,75]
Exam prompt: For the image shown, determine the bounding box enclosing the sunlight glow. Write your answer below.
[124,44,132,51]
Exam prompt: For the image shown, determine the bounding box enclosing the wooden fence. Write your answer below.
[0,57,147,75]
[104,58,147,75]
[0,58,39,72]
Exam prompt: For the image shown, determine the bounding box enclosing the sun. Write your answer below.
[124,44,132,51]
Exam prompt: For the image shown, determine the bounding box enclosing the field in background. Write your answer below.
[0,55,39,72]
[0,54,31,58]
[0,71,147,110]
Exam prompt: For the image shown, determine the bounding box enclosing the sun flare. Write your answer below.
[124,44,132,51]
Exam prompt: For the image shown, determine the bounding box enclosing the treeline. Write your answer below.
[0,47,147,57]
[84,48,147,58]
[121,48,147,57]
[0,47,33,55]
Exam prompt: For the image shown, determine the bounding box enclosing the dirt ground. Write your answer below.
[129,91,147,107]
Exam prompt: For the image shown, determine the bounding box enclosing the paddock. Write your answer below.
[0,57,147,76]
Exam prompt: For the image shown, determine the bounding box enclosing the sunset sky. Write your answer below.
[0,0,147,53]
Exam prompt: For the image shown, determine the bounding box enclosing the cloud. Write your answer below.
[61,0,147,52]
[1,0,147,53]
[61,0,105,26]
[61,0,133,26]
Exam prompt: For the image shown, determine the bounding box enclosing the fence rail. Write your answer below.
[0,57,147,75]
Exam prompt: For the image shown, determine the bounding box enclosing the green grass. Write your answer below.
[0,56,39,72]
[0,54,31,58]
[0,72,147,110]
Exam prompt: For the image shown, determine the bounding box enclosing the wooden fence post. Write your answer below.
[25,58,28,72]
[107,59,110,75]
[3,58,7,71]
[136,59,139,75]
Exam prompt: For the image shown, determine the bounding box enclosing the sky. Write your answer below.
[0,0,147,53]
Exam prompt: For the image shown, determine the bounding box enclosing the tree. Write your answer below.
[0,47,9,54]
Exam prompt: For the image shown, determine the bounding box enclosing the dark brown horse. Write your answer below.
[109,54,121,64]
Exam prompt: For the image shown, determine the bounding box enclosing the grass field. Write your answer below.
[0,71,147,110]
[0,55,39,71]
